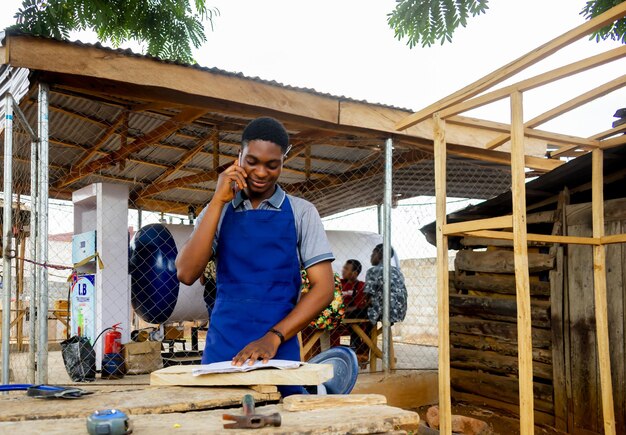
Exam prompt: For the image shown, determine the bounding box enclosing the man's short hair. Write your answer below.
[241,117,290,153]
[346,259,362,275]
[374,243,395,258]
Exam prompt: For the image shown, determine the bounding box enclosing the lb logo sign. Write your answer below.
[70,275,96,343]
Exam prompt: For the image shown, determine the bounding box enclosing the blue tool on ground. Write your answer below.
[86,409,132,435]
[0,384,94,399]
[305,346,359,395]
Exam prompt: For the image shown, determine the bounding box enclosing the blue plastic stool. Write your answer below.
[306,346,359,395]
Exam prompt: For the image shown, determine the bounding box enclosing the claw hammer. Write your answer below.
[223,394,281,429]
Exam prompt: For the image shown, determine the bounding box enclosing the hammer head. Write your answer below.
[223,394,281,429]
[223,412,282,429]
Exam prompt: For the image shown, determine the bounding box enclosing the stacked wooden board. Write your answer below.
[0,390,420,434]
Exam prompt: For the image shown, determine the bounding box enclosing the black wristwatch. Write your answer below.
[268,328,285,344]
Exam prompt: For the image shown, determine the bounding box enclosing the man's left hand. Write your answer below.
[232,333,281,366]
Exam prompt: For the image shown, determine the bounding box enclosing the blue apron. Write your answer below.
[202,196,304,395]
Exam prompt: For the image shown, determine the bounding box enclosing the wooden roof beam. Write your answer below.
[133,197,199,215]
[439,45,626,120]
[550,124,626,158]
[600,134,626,150]
[448,116,599,149]
[53,107,206,189]
[485,74,626,150]
[395,2,626,130]
[75,111,128,168]
[136,161,232,199]
[285,148,429,194]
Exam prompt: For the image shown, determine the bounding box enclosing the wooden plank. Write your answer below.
[602,234,626,244]
[352,371,438,409]
[448,115,599,148]
[339,100,549,155]
[438,45,626,120]
[8,36,341,125]
[393,2,626,130]
[484,74,626,150]
[450,369,553,412]
[567,198,626,225]
[453,391,555,427]
[449,294,551,328]
[455,250,555,274]
[445,143,563,173]
[460,235,548,248]
[249,385,279,394]
[449,317,551,349]
[550,197,568,432]
[600,134,626,150]
[453,272,551,297]
[591,148,617,435]
[443,215,513,235]
[567,222,600,432]
[450,332,552,364]
[0,385,279,422]
[606,220,625,434]
[510,91,535,435]
[451,347,552,380]
[150,363,334,387]
[452,230,599,246]
[282,394,387,412]
[0,403,420,435]
[433,112,452,435]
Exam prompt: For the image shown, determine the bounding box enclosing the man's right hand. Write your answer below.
[213,159,247,204]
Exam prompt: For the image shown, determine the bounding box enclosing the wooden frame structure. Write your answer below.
[0,31,570,220]
[396,4,626,434]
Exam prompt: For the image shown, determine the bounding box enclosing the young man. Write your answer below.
[364,244,408,325]
[340,259,371,363]
[176,118,335,392]
[341,259,366,318]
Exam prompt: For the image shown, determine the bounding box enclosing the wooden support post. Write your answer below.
[434,112,452,435]
[305,145,311,181]
[212,129,220,171]
[591,148,616,435]
[510,91,534,434]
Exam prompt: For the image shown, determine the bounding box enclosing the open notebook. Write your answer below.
[192,359,304,376]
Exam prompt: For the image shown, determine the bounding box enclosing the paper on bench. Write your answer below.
[192,359,304,376]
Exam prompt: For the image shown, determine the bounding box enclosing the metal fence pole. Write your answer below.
[382,137,393,372]
[28,132,38,384]
[36,83,49,384]
[2,93,14,385]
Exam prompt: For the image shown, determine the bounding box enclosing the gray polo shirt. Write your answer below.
[194,185,334,269]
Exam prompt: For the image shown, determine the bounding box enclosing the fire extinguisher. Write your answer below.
[102,323,125,379]
[103,323,123,355]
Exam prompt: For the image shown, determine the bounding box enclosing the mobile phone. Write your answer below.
[232,152,243,196]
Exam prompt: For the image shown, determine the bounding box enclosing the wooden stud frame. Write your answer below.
[415,4,626,433]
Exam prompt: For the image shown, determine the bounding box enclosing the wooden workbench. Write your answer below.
[0,400,419,434]
[0,383,420,434]
[0,384,280,422]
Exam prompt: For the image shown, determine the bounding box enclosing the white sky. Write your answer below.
[1,0,625,259]
[1,0,624,135]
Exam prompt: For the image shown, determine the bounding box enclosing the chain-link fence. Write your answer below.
[1,75,513,385]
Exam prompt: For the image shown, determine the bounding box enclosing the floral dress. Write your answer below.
[300,270,345,330]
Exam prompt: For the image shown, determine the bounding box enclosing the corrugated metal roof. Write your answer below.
[1,31,415,113]
[0,32,516,216]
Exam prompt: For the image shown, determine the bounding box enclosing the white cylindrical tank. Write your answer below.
[129,225,397,324]
[129,224,207,324]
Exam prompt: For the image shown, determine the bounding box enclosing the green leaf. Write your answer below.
[12,0,218,63]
